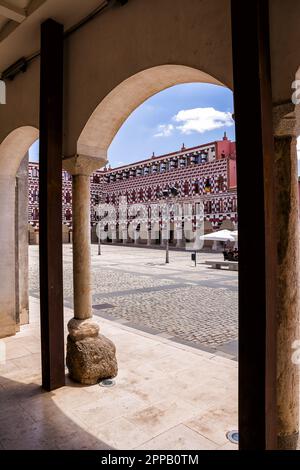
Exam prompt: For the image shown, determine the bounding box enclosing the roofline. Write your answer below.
[103,139,235,173]
[28,139,236,172]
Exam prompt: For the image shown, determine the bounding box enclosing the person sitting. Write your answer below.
[223,248,229,260]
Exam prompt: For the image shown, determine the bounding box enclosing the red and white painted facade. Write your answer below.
[28,134,237,242]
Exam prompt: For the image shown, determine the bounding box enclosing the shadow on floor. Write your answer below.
[0,375,114,450]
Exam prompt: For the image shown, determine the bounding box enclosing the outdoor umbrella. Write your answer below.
[199,229,235,242]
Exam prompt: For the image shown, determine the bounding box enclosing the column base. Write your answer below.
[66,318,118,385]
[278,432,299,450]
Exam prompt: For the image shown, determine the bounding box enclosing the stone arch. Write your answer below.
[219,219,235,231]
[77,65,225,161]
[0,127,39,176]
[0,126,39,338]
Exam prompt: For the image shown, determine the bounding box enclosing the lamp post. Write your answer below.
[95,206,105,256]
[98,228,101,255]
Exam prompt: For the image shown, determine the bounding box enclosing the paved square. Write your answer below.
[29,244,238,358]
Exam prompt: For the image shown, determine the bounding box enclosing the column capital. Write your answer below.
[273,102,300,138]
[62,154,107,176]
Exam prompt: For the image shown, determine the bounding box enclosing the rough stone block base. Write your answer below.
[66,334,118,385]
[278,431,299,450]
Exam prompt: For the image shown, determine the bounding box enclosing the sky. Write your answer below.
[29,83,235,166]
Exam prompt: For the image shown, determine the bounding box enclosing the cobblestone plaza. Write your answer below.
[29,245,238,359]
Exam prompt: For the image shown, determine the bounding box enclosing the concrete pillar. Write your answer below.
[15,154,29,326]
[63,155,117,385]
[273,104,300,449]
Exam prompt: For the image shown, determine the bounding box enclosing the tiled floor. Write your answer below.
[0,297,238,450]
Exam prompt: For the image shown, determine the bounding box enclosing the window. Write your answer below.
[205,201,212,213]
[65,191,71,204]
[65,209,71,221]
[184,181,189,196]
[204,178,212,193]
[218,175,224,192]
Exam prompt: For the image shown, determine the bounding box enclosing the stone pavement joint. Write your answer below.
[29,245,238,357]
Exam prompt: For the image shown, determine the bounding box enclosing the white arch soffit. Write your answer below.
[0,126,39,176]
[77,65,225,159]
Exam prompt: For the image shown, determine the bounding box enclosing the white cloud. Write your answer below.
[174,107,234,135]
[154,124,174,137]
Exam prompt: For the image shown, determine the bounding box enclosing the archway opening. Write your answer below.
[0,126,38,338]
[72,66,238,449]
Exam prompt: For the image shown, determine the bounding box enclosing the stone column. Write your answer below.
[63,155,117,385]
[0,176,16,338]
[273,104,300,449]
[176,226,184,248]
[122,228,128,244]
[72,173,92,319]
[15,153,29,327]
[111,227,118,244]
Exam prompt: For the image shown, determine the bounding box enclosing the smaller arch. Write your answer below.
[0,126,39,177]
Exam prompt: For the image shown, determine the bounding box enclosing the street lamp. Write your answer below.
[96,210,107,256]
[98,226,101,255]
[160,186,179,264]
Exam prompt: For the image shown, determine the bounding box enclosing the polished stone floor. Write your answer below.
[0,297,237,450]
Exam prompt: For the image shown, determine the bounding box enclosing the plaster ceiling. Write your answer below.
[0,0,110,73]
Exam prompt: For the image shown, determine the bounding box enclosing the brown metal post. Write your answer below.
[231,0,277,449]
[39,19,65,391]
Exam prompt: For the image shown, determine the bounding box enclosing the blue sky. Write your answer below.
[29,83,235,166]
[107,83,235,167]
